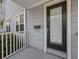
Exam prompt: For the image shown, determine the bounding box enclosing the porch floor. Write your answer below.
[7,47,65,59]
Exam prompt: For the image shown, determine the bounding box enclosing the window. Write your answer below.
[20,14,24,24]
[6,26,10,32]
[6,19,11,32]
[16,14,24,31]
[20,14,24,31]
[16,25,19,31]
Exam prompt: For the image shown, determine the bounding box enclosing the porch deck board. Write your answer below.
[7,47,65,59]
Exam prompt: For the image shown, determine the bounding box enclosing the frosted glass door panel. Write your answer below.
[50,7,62,45]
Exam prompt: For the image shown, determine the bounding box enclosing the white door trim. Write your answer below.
[44,0,71,59]
[67,0,71,59]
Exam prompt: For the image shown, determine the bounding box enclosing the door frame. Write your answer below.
[44,0,71,59]
[47,1,67,52]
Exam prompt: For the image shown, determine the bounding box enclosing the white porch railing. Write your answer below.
[0,32,27,59]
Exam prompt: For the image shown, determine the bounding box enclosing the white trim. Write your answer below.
[44,0,65,7]
[47,48,67,58]
[44,0,72,59]
[24,8,26,32]
[44,4,47,53]
[14,8,26,32]
[67,0,72,59]
[10,33,12,54]
[28,0,51,10]
[13,34,15,52]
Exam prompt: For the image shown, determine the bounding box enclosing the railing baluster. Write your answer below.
[25,32,27,47]
[13,34,15,52]
[2,34,3,59]
[6,33,8,56]
[10,34,12,54]
[27,31,29,46]
[16,34,17,51]
[19,34,20,49]
[24,34,25,47]
[23,36,24,48]
[25,33,27,47]
[21,35,22,49]
[22,36,23,48]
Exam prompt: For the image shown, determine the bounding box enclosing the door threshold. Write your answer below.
[47,48,67,58]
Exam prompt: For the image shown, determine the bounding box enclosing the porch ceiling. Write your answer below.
[12,0,51,9]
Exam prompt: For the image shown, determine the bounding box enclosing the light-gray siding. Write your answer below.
[71,0,78,59]
[27,5,44,50]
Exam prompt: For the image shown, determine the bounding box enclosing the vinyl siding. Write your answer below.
[4,0,24,32]
[27,5,44,50]
[71,0,78,59]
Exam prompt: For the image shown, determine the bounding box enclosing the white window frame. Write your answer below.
[5,17,11,32]
[15,8,26,32]
[44,0,71,59]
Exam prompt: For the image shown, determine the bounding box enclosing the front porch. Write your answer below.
[7,47,64,59]
[0,0,78,59]
[0,32,65,59]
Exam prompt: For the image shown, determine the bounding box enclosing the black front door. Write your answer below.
[47,1,67,52]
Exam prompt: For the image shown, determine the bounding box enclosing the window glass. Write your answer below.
[20,14,24,24]
[6,19,10,32]
[16,25,19,31]
[16,14,24,31]
[50,7,62,45]
[20,24,24,31]
[16,16,20,25]
[6,26,10,32]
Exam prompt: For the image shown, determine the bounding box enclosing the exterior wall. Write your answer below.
[27,5,44,50]
[4,0,24,32]
[27,1,78,58]
[0,0,5,20]
[71,0,78,59]
[5,0,23,18]
[0,0,5,32]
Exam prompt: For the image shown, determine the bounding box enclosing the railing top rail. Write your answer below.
[0,31,27,35]
[0,32,15,34]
